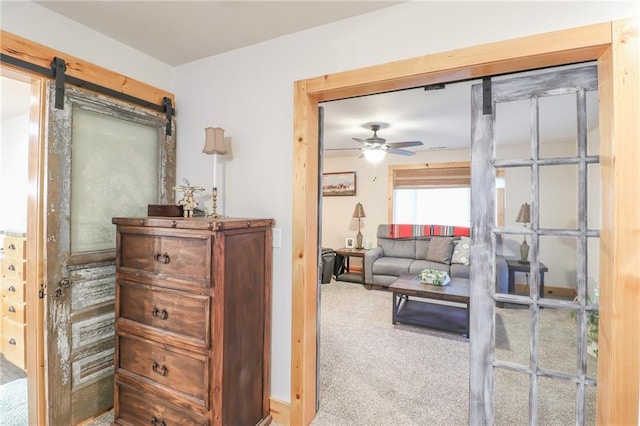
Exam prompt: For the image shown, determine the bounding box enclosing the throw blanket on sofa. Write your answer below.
[386,224,470,238]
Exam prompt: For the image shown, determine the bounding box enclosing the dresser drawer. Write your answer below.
[116,382,208,426]
[118,335,208,408]
[2,259,25,281]
[2,278,25,303]
[118,282,210,347]
[119,232,210,286]
[3,237,26,259]
[2,298,26,323]
[3,318,26,369]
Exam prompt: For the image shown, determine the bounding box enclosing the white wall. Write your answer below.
[0,113,29,234]
[4,0,636,404]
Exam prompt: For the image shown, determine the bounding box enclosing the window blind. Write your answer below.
[393,166,470,188]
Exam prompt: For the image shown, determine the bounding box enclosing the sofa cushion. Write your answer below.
[451,236,471,265]
[450,263,470,279]
[425,236,454,264]
[409,260,450,275]
[379,238,416,259]
[372,257,413,276]
[415,239,430,260]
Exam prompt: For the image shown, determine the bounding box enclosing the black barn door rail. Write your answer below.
[1,53,175,135]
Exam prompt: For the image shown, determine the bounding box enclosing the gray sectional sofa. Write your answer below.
[364,224,508,293]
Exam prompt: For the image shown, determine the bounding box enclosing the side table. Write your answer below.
[505,259,549,298]
[334,247,367,284]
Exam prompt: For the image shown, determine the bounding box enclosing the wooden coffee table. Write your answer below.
[389,274,470,337]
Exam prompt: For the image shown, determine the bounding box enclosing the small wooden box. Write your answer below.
[147,204,183,217]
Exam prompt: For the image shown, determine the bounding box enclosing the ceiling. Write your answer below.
[34,1,401,66]
[5,2,597,155]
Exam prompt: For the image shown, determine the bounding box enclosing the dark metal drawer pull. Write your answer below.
[151,307,169,320]
[8,264,15,271]
[8,306,16,313]
[153,253,170,264]
[150,417,166,426]
[151,361,168,376]
[8,338,16,345]
[8,243,16,250]
[8,285,16,292]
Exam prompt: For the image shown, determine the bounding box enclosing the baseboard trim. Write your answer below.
[270,397,290,425]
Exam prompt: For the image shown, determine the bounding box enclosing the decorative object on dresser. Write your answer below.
[112,216,274,426]
[148,204,183,217]
[1,235,27,370]
[352,202,366,249]
[202,127,228,218]
[173,178,205,218]
[515,202,531,262]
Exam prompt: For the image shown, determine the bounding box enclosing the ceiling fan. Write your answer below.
[327,123,424,162]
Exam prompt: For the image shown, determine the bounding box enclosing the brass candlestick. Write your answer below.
[209,187,219,218]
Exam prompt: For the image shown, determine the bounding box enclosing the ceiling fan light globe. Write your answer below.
[363,149,386,163]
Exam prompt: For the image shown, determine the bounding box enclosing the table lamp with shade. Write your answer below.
[352,202,366,249]
[516,202,531,262]
[202,126,227,218]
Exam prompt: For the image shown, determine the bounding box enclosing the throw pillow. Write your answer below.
[451,236,471,266]
[425,236,454,264]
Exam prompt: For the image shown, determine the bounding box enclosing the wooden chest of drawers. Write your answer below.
[112,217,273,426]
[1,235,27,370]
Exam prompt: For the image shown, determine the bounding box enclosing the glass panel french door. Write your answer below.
[469,65,599,425]
[45,83,175,425]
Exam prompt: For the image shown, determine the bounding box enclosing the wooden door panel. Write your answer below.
[469,65,598,423]
[45,82,176,425]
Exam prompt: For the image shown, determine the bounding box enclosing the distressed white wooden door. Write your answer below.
[45,83,175,425]
[470,65,599,425]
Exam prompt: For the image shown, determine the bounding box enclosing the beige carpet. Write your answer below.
[313,280,597,425]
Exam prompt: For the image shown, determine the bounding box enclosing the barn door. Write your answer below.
[469,65,599,424]
[44,83,175,425]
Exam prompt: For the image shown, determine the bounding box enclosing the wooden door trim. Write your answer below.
[26,74,46,426]
[292,18,639,425]
[0,30,175,108]
[596,18,640,425]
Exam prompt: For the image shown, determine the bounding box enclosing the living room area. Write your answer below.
[316,65,600,424]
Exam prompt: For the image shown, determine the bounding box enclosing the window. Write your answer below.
[393,187,470,226]
[389,162,471,226]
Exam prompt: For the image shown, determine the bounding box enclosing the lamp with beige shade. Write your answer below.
[516,202,531,262]
[202,126,227,218]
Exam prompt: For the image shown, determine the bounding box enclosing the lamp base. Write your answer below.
[356,232,363,250]
[520,237,529,262]
[208,187,219,218]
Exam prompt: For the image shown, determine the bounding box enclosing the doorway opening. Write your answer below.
[1,69,45,426]
[316,62,599,423]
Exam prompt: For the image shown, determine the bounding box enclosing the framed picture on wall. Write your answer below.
[322,172,356,196]
[345,237,355,249]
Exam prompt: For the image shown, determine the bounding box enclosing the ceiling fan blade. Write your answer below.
[352,138,368,144]
[387,141,423,148]
[387,148,416,156]
[325,147,361,151]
